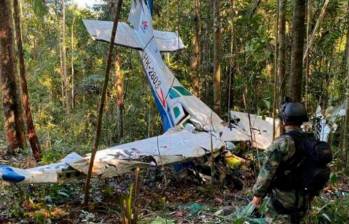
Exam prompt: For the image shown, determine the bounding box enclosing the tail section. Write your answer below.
[127,0,184,51]
[83,19,184,52]
[84,0,222,132]
[128,0,153,44]
[83,0,184,52]
[140,48,224,132]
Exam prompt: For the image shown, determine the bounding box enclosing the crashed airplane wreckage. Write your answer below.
[313,102,348,142]
[0,0,278,184]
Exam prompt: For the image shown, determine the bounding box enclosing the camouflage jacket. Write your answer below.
[252,127,309,210]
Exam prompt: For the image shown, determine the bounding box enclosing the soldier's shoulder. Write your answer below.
[274,134,293,144]
[275,134,293,143]
[267,134,294,153]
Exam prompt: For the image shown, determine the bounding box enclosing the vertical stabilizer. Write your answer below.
[128,0,154,47]
[128,0,153,31]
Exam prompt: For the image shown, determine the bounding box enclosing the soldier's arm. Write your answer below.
[252,137,291,198]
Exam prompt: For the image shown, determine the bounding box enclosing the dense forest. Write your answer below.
[0,0,348,223]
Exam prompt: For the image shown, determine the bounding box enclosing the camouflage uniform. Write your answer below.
[252,127,311,224]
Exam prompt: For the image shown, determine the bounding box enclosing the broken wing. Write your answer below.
[0,129,224,184]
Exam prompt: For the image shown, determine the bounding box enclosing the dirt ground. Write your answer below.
[1,152,348,224]
[0,155,256,224]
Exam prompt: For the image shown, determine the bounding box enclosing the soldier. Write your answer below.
[250,100,331,224]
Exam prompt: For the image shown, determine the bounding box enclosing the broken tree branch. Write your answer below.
[303,0,330,63]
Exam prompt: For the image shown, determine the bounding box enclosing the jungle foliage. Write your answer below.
[0,0,349,223]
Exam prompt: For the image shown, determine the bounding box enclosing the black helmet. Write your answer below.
[279,98,308,125]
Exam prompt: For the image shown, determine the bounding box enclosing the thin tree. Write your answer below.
[13,0,41,161]
[213,0,222,114]
[71,16,75,109]
[12,3,27,149]
[61,0,70,113]
[191,0,201,97]
[343,1,349,168]
[272,0,279,140]
[84,0,123,206]
[277,0,287,104]
[289,0,306,101]
[0,0,25,151]
[115,54,124,141]
[303,0,330,62]
[59,37,64,101]
[303,0,330,106]
[305,0,311,107]
[227,0,235,118]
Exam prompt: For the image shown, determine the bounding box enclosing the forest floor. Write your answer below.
[0,152,349,224]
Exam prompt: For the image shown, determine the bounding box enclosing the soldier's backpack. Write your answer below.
[273,131,332,197]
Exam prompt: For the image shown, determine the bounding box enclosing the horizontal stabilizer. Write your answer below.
[83,20,142,50]
[83,20,184,52]
[154,30,184,52]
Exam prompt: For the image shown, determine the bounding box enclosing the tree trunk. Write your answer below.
[191,0,201,97]
[273,0,279,140]
[11,1,26,149]
[277,0,286,104]
[71,16,75,109]
[304,0,311,107]
[61,0,70,113]
[59,40,64,102]
[13,0,41,161]
[202,21,210,104]
[289,0,306,101]
[213,0,222,114]
[84,0,123,206]
[303,0,330,63]
[115,55,124,141]
[0,0,24,151]
[343,2,349,168]
[227,0,235,118]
